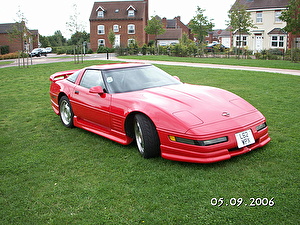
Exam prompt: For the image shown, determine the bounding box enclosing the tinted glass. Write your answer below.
[67,70,80,83]
[80,70,104,89]
[102,65,181,93]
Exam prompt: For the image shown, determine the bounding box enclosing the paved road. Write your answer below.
[1,53,300,76]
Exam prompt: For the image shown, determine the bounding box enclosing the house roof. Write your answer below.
[0,23,38,35]
[232,0,289,10]
[214,29,231,37]
[268,28,287,35]
[0,23,16,34]
[156,29,182,40]
[89,0,148,21]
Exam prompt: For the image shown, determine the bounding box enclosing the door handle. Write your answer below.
[75,90,79,94]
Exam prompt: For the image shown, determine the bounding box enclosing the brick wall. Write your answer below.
[90,19,147,51]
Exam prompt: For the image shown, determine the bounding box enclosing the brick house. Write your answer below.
[206,29,232,48]
[231,0,291,52]
[155,16,192,46]
[89,0,149,51]
[0,22,39,54]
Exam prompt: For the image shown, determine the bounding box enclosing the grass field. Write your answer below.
[0,61,299,224]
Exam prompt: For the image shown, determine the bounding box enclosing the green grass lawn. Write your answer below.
[118,55,300,70]
[1,61,299,224]
[0,61,14,66]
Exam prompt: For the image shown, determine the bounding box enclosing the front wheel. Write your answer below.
[59,96,74,128]
[134,114,160,158]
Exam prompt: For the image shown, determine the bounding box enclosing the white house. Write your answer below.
[232,0,289,52]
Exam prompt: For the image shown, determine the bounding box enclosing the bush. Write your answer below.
[87,49,93,54]
[97,46,114,53]
[0,52,19,60]
[0,45,9,55]
[285,48,300,62]
[268,48,283,56]
[55,47,67,55]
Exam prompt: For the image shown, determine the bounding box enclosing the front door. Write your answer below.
[255,36,263,52]
[114,35,120,47]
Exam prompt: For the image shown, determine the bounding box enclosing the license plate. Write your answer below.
[235,129,255,148]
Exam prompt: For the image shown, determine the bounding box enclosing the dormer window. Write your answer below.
[96,6,105,18]
[127,5,136,17]
[128,10,135,17]
[98,11,104,18]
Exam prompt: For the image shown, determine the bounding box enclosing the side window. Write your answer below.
[80,70,104,89]
[67,70,81,83]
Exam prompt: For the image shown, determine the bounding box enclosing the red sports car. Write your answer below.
[49,63,270,163]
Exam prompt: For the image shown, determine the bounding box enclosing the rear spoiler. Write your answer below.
[49,70,79,82]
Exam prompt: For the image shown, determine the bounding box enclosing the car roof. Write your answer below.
[86,62,150,70]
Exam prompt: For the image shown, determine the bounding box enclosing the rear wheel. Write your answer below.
[59,96,74,128]
[134,114,160,158]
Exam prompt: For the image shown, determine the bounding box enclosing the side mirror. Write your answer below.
[89,86,104,95]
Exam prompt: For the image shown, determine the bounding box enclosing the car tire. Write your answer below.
[134,114,160,158]
[59,96,74,128]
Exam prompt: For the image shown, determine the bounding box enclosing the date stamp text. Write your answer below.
[210,197,275,207]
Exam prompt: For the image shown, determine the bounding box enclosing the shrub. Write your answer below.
[286,48,300,62]
[87,49,93,54]
[0,52,19,60]
[97,46,114,53]
[268,48,283,55]
[0,45,9,55]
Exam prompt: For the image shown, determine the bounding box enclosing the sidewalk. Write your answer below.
[1,53,300,76]
[113,57,300,76]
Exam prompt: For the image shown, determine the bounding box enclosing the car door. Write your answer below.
[71,69,111,129]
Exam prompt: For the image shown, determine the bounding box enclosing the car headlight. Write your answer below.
[169,136,228,146]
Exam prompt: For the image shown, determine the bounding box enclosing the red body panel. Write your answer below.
[49,63,271,163]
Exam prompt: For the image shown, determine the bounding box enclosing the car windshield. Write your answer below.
[102,65,181,93]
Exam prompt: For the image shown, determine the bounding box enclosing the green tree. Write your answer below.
[48,30,66,47]
[280,0,300,62]
[66,4,85,35]
[8,8,31,67]
[227,3,256,58]
[8,8,29,52]
[144,16,165,49]
[69,31,90,46]
[108,29,116,48]
[189,7,214,44]
[280,0,300,35]
[39,35,51,48]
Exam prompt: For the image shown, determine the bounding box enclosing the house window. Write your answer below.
[128,39,135,45]
[97,11,104,18]
[236,36,247,47]
[256,12,263,23]
[128,24,135,34]
[296,38,300,48]
[271,35,284,48]
[113,25,119,33]
[98,25,105,35]
[275,11,282,23]
[128,10,135,17]
[98,39,105,47]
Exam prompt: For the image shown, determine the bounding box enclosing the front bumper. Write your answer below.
[158,116,271,163]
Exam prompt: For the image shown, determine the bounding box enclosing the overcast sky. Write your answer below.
[1,0,236,38]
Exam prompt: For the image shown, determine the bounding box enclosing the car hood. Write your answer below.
[126,84,259,132]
